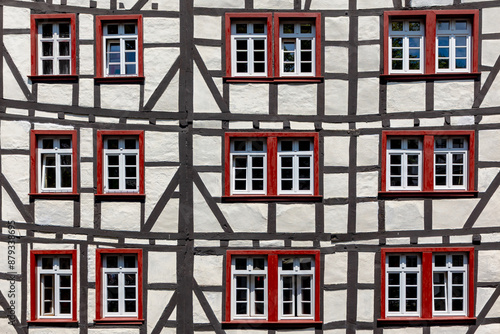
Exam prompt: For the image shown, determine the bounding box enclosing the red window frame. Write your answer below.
[95,15,144,83]
[30,14,77,82]
[224,249,321,324]
[224,132,320,201]
[225,13,322,83]
[380,247,475,322]
[382,10,479,80]
[30,130,78,197]
[380,130,476,197]
[29,250,78,323]
[96,130,145,197]
[95,248,144,324]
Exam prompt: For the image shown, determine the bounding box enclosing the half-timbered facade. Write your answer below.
[1,0,500,333]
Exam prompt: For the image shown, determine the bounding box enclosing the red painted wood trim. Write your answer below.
[383,13,390,76]
[468,250,475,318]
[30,250,77,321]
[380,73,481,81]
[96,131,104,194]
[313,132,319,196]
[314,252,320,321]
[224,133,231,196]
[95,249,143,321]
[381,132,388,193]
[267,136,278,196]
[425,12,436,74]
[421,252,433,318]
[380,250,386,319]
[225,252,232,322]
[468,131,475,192]
[471,10,479,73]
[267,254,278,321]
[30,14,77,76]
[423,135,434,192]
[95,15,143,79]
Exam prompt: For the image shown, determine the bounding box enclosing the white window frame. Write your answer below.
[103,137,139,193]
[231,22,268,77]
[389,19,425,74]
[37,256,73,319]
[38,22,72,75]
[230,139,267,195]
[279,22,315,76]
[103,23,138,77]
[278,257,315,320]
[386,138,423,191]
[37,137,73,192]
[432,253,468,317]
[277,139,314,195]
[231,257,268,320]
[102,254,138,318]
[434,137,468,190]
[436,19,471,73]
[385,254,421,317]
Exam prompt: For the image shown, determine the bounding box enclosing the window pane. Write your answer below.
[409,60,420,70]
[390,139,402,149]
[236,276,247,287]
[107,273,118,286]
[439,59,450,69]
[125,155,137,166]
[298,141,311,151]
[42,24,53,38]
[388,300,400,312]
[42,258,53,269]
[406,255,418,267]
[456,59,466,69]
[409,38,420,48]
[456,36,467,47]
[391,22,403,31]
[301,63,312,73]
[388,273,400,285]
[59,23,70,38]
[60,289,71,301]
[107,287,119,298]
[126,179,137,189]
[406,287,417,298]
[283,24,294,34]
[435,255,446,267]
[409,22,420,31]
[300,24,312,34]
[236,303,247,314]
[234,180,246,190]
[125,139,136,149]
[253,258,264,270]
[388,255,400,267]
[252,180,263,190]
[59,60,70,74]
[126,167,137,177]
[124,255,136,268]
[107,25,118,34]
[299,258,312,270]
[235,258,247,270]
[455,21,467,30]
[108,167,119,178]
[125,287,136,299]
[236,289,247,301]
[59,42,70,57]
[124,24,136,34]
[236,24,247,34]
[107,301,119,312]
[434,285,445,297]
[125,274,136,285]
[434,299,446,311]
[60,302,71,314]
[107,139,119,149]
[234,141,246,151]
[438,21,450,31]
[108,179,119,189]
[44,167,56,188]
[106,256,118,268]
[406,300,417,312]
[452,299,463,311]
[282,258,293,271]
[452,255,464,267]
[406,273,418,285]
[125,300,136,312]
[253,156,263,167]
[452,286,463,298]
[59,258,71,270]
[254,24,264,34]
[252,141,264,151]
[43,42,53,57]
[281,180,293,190]
[281,141,293,151]
[392,38,403,48]
[452,273,463,284]
[281,157,293,167]
[389,287,400,298]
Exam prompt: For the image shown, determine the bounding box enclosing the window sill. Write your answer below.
[28,75,79,83]
[378,317,476,326]
[94,318,144,325]
[379,191,477,198]
[29,192,80,200]
[222,320,322,329]
[222,195,322,202]
[224,76,324,83]
[95,193,145,200]
[94,76,145,84]
[28,319,78,325]
[380,72,480,82]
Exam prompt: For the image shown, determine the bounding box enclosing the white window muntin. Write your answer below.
[278,257,314,320]
[103,23,138,77]
[432,253,468,316]
[389,20,425,74]
[386,138,422,191]
[230,139,267,195]
[103,138,139,193]
[37,256,73,319]
[102,254,138,317]
[279,22,315,76]
[277,140,313,195]
[436,19,471,73]
[38,22,71,75]
[231,22,267,76]
[434,137,468,190]
[231,257,268,320]
[37,137,73,192]
[386,254,421,317]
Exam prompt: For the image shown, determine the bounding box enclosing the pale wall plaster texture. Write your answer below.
[324,204,348,234]
[144,47,179,102]
[193,135,221,166]
[276,204,315,232]
[434,80,474,111]
[230,84,269,113]
[3,6,30,29]
[144,18,180,43]
[357,290,374,322]
[310,0,348,10]
[278,84,317,115]
[357,78,380,115]
[194,65,222,113]
[147,290,175,333]
[220,203,268,232]
[387,81,426,113]
[358,16,380,41]
[325,80,349,115]
[35,200,73,226]
[1,121,30,149]
[194,255,223,286]
[325,46,349,73]
[325,17,349,41]
[358,45,380,72]
[358,0,393,8]
[324,253,348,284]
[193,15,221,40]
[356,202,379,233]
[194,187,224,233]
[323,290,347,322]
[432,199,479,230]
[479,130,500,161]
[149,252,176,283]
[357,134,379,166]
[100,202,141,231]
[37,84,73,106]
[324,136,350,166]
[478,251,500,282]
[324,173,349,198]
[195,0,244,7]
[482,7,500,34]
[2,155,29,203]
[411,0,453,6]
[145,131,179,162]
[100,85,140,111]
[357,172,379,197]
[385,200,424,231]
[253,0,294,9]
[358,252,375,284]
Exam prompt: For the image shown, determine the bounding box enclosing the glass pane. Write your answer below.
[107,287,118,298]
[109,64,120,75]
[234,140,246,151]
[125,40,136,51]
[253,157,263,167]
[236,276,247,287]
[406,273,418,285]
[42,24,53,38]
[125,300,136,312]
[125,287,136,299]
[299,169,310,178]
[388,256,400,267]
[125,274,136,285]
[388,273,400,285]
[409,22,420,31]
[254,51,264,61]
[388,300,400,312]
[236,40,247,51]
[44,301,53,314]
[300,24,312,34]
[236,24,247,34]
[408,166,419,175]
[283,289,293,302]
[434,285,445,297]
[409,49,420,59]
[406,287,417,298]
[281,157,293,167]
[255,276,265,289]
[282,258,293,271]
[392,38,403,48]
[108,179,119,189]
[436,165,446,175]
[409,60,420,70]
[407,154,419,164]
[452,255,464,267]
[253,258,264,270]
[125,52,136,62]
[409,38,420,48]
[44,275,54,287]
[436,176,446,185]
[452,286,463,298]
[299,258,312,270]
[435,154,446,164]
[391,22,403,31]
[439,59,450,69]
[453,165,464,175]
[58,60,70,74]
[452,299,463,311]
[59,257,70,270]
[125,155,136,166]
[392,49,403,59]
[42,258,53,269]
[298,180,310,190]
[107,274,118,286]
[234,180,246,190]
[107,25,118,34]
[124,255,136,268]
[390,177,401,186]
[43,42,53,57]
[455,21,467,30]
[125,139,136,149]
[125,179,137,189]
[438,21,450,31]
[252,141,264,151]
[236,289,247,301]
[235,258,247,270]
[408,139,419,149]
[283,42,295,53]
[406,300,417,312]
[434,299,446,311]
[283,24,294,34]
[108,167,119,178]
[408,177,419,186]
[456,59,466,69]
[301,40,312,50]
[406,255,418,267]
[236,303,247,314]
[254,24,264,34]
[390,139,402,149]
[299,141,310,151]
[456,36,467,47]
[124,24,136,34]
[235,169,246,179]
[126,167,137,177]
[453,154,464,163]
[281,180,293,190]
[106,256,118,268]
[60,302,71,314]
[254,39,265,51]
[125,64,136,75]
[452,273,463,284]
[299,157,310,167]
[389,287,400,298]
[281,141,293,151]
[107,301,119,312]
[301,63,312,73]
[252,169,263,178]
[456,48,467,58]
[390,166,401,176]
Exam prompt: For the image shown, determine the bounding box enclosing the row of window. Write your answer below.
[30,248,474,324]
[30,10,478,81]
[31,130,475,197]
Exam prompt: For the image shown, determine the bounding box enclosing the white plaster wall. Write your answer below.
[145,131,179,162]
[276,203,315,232]
[324,254,348,284]
[358,0,393,8]
[193,16,221,40]
[29,329,79,334]
[325,46,348,73]
[3,6,30,29]
[325,79,349,115]
[79,193,94,229]
[1,121,30,149]
[482,41,500,70]
[100,85,140,111]
[357,290,374,322]
[195,0,245,8]
[144,47,180,102]
[278,84,317,115]
[144,18,180,43]
[194,187,224,233]
[88,330,139,334]
[147,290,175,333]
[478,168,500,193]
[253,0,294,9]
[411,0,453,6]
[478,250,500,282]
[144,166,178,217]
[475,189,500,228]
[323,290,347,322]
[310,0,348,10]
[194,64,222,113]
[356,202,379,233]
[152,72,179,112]
[220,203,268,232]
[476,287,500,318]
[78,78,94,107]
[385,200,424,231]
[324,173,349,198]
[79,162,92,189]
[387,81,426,113]
[34,200,73,226]
[358,45,380,72]
[2,155,29,204]
[476,324,500,334]
[4,34,30,101]
[482,7,500,34]
[430,327,468,334]
[149,252,176,283]
[324,136,350,166]
[193,135,221,166]
[357,134,379,166]
[357,172,378,197]
[384,329,422,334]
[37,84,73,106]
[194,255,223,286]
[79,127,93,158]
[432,199,479,230]
[79,44,94,75]
[79,14,94,40]
[2,189,26,223]
[100,202,141,231]
[151,198,179,233]
[325,17,349,41]
[357,78,380,115]
[230,84,269,114]
[479,130,500,161]
[358,16,380,41]
[434,80,474,111]
[358,252,375,284]
[198,172,221,197]
[324,204,348,234]
[197,45,221,71]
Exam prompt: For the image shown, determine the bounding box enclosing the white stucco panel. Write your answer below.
[194,255,223,286]
[34,200,74,226]
[144,47,180,102]
[324,204,348,234]
[78,78,94,107]
[193,135,221,166]
[151,198,179,233]
[100,202,141,231]
[478,168,500,192]
[101,85,140,111]
[145,166,178,217]
[2,155,29,203]
[324,136,350,167]
[79,14,94,40]
[194,16,221,40]
[475,324,500,334]
[479,130,500,161]
[478,251,500,282]
[4,33,30,75]
[323,290,347,322]
[152,72,179,112]
[474,188,500,228]
[481,40,500,68]
[324,173,348,199]
[220,203,268,232]
[358,45,380,72]
[145,131,179,162]
[2,189,26,223]
[357,290,374,322]
[357,134,379,166]
[37,84,73,106]
[430,326,468,334]
[356,201,379,233]
[147,290,175,333]
[325,46,349,74]
[253,0,294,9]
[434,80,474,111]
[476,287,500,318]
[480,70,500,108]
[194,64,222,113]
[357,172,378,197]
[278,84,317,115]
[195,0,244,7]
[3,7,30,29]
[482,7,500,34]
[358,0,393,8]
[197,45,221,71]
[358,252,375,284]
[1,121,30,150]
[324,253,348,284]
[385,200,424,231]
[309,0,348,9]
[149,252,176,283]
[387,81,426,113]
[325,79,349,115]
[433,199,479,230]
[325,17,349,41]
[384,328,422,334]
[29,328,79,334]
[198,172,221,198]
[79,193,94,229]
[230,84,269,114]
[79,44,94,75]
[276,204,315,232]
[411,0,453,6]
[357,78,380,115]
[194,187,224,233]
[88,330,138,334]
[144,18,180,43]
[358,16,380,41]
